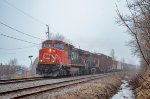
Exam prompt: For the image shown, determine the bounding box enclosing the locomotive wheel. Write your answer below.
[90,68,96,74]
[59,69,67,76]
[70,67,79,76]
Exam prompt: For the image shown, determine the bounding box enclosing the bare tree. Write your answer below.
[110,49,115,60]
[52,33,65,41]
[121,58,125,70]
[31,57,38,76]
[116,0,150,71]
[50,32,72,44]
[8,58,18,66]
[110,49,115,69]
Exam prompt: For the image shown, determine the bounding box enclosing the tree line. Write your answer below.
[0,58,29,79]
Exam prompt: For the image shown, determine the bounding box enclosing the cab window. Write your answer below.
[42,43,52,48]
[42,42,64,50]
[53,44,64,50]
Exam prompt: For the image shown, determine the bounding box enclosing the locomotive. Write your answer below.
[36,40,117,77]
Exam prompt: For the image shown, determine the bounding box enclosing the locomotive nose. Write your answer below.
[42,48,58,63]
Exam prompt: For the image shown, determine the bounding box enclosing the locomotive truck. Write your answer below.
[36,40,117,77]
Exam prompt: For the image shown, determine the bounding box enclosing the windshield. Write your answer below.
[42,43,52,48]
[42,43,64,50]
[53,44,64,50]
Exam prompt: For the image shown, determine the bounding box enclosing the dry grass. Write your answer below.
[54,74,123,99]
[131,68,150,99]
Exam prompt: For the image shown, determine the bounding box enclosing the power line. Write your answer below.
[0,33,39,45]
[2,0,52,41]
[0,45,40,50]
[3,0,46,25]
[0,49,39,54]
[0,51,20,54]
[0,21,44,40]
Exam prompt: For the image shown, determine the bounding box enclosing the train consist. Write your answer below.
[36,40,119,77]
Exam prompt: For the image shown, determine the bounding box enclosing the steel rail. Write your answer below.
[0,77,46,85]
[0,74,106,99]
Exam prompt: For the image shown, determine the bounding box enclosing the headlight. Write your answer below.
[40,59,43,62]
[49,48,52,52]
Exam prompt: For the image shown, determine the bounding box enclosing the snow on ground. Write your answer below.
[111,80,135,99]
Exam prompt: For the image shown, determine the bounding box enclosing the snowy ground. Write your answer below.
[111,80,135,99]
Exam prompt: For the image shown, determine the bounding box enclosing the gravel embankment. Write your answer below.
[25,73,123,99]
[0,79,60,93]
[0,74,101,93]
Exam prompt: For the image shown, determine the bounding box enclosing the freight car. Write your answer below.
[36,40,117,77]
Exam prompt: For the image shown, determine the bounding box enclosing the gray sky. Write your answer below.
[0,0,139,66]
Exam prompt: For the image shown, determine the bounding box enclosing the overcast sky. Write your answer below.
[0,0,139,67]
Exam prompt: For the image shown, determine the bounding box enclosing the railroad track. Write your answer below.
[0,76,46,85]
[0,74,107,99]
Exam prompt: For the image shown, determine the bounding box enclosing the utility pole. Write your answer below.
[26,55,33,76]
[46,25,50,40]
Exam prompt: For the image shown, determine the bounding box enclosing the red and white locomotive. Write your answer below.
[36,40,117,77]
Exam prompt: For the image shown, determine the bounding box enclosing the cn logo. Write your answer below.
[43,53,50,59]
[43,53,60,60]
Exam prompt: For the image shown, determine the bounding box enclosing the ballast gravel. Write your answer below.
[0,74,102,93]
